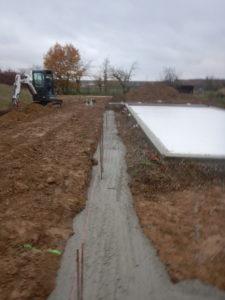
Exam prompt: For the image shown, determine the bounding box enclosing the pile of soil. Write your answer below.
[126,82,179,102]
[217,88,225,97]
[111,82,199,104]
[116,110,225,291]
[0,103,51,124]
[0,108,9,116]
[0,97,107,300]
[112,82,225,107]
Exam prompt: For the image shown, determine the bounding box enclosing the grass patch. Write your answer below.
[0,84,33,109]
[194,91,225,107]
[139,160,154,167]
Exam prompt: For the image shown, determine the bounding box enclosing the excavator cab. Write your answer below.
[12,69,62,106]
[32,70,55,104]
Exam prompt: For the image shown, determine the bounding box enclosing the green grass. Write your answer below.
[139,160,154,167]
[194,91,225,108]
[0,84,33,109]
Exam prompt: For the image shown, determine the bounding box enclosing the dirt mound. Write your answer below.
[0,108,9,116]
[0,109,27,122]
[217,88,225,97]
[0,97,106,300]
[0,103,52,125]
[23,103,48,113]
[110,94,126,102]
[111,82,202,105]
[126,82,179,102]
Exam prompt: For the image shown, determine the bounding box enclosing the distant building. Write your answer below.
[175,85,194,94]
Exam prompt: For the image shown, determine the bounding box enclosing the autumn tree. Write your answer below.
[44,43,86,94]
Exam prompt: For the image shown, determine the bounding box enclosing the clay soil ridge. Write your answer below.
[0,97,107,300]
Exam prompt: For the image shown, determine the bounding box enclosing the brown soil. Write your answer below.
[116,110,225,291]
[0,109,10,116]
[112,82,225,108]
[0,97,108,300]
[0,103,51,124]
[126,82,180,102]
[112,82,194,104]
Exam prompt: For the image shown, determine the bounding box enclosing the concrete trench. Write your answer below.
[48,110,225,300]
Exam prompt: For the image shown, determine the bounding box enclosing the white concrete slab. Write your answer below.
[128,105,225,159]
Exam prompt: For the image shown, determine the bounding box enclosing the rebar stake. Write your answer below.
[100,120,104,180]
[80,244,84,300]
[76,249,80,300]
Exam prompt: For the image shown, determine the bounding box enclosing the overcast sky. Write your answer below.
[1,0,225,80]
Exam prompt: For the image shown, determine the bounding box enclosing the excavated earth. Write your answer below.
[0,97,107,300]
[116,110,225,291]
[112,82,225,108]
[1,84,225,300]
[113,84,225,290]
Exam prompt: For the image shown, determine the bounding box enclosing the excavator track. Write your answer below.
[51,99,63,108]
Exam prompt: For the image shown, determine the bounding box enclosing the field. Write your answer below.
[0,84,32,109]
[194,90,225,108]
[0,83,225,299]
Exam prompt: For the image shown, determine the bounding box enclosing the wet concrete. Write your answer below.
[48,111,225,300]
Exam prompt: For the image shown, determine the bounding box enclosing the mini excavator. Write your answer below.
[12,70,62,106]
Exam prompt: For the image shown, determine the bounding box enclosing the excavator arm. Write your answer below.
[12,73,37,105]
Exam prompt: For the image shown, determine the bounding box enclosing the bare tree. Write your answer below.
[93,58,110,94]
[110,62,137,94]
[205,76,224,91]
[102,58,110,94]
[74,59,91,93]
[161,67,179,86]
[93,73,103,93]
[0,69,17,85]
[32,64,43,70]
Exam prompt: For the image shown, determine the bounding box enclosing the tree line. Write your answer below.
[44,43,137,94]
[0,69,17,85]
[1,42,224,95]
[0,43,137,95]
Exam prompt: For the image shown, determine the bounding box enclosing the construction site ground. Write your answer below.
[112,82,225,292]
[1,83,225,300]
[0,97,106,300]
[116,110,225,292]
[48,110,224,300]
